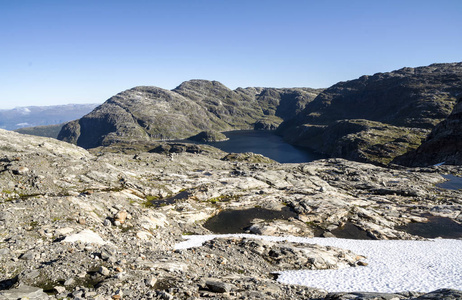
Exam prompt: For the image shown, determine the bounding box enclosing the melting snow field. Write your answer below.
[175,234,462,293]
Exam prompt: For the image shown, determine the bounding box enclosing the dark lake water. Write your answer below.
[396,216,462,239]
[203,207,297,234]
[438,174,462,190]
[187,130,325,163]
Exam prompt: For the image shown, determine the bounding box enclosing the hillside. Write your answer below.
[278,62,462,164]
[394,98,462,166]
[57,80,322,149]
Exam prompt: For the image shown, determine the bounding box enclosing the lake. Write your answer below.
[187,130,325,163]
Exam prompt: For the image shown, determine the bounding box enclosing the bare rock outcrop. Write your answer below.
[58,81,321,149]
[394,98,462,166]
[279,62,462,164]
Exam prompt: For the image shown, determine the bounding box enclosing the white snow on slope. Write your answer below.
[175,234,462,293]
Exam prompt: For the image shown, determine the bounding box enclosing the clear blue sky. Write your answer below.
[1,0,461,109]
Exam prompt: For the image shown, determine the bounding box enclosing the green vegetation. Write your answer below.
[207,194,240,204]
[182,232,195,236]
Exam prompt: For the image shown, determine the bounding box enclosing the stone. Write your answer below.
[205,279,235,293]
[145,276,157,287]
[325,291,403,299]
[415,289,462,299]
[114,210,128,224]
[12,166,29,175]
[99,266,110,276]
[0,285,48,300]
[103,218,112,226]
[136,230,153,240]
[63,229,108,245]
[54,286,66,294]
[2,124,462,300]
[55,227,75,235]
[64,277,75,286]
[19,250,35,260]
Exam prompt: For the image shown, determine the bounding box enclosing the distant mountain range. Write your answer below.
[0,104,99,131]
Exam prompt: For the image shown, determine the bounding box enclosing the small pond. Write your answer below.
[203,207,297,234]
[437,174,462,190]
[396,216,462,239]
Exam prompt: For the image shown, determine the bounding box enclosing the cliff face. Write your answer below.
[393,99,462,166]
[58,80,321,149]
[280,63,462,164]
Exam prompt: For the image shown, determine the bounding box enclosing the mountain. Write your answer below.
[393,98,462,166]
[0,104,99,131]
[58,80,322,149]
[279,62,462,165]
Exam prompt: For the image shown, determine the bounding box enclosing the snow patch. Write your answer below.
[175,234,462,293]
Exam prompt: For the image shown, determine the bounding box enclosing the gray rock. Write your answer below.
[19,250,35,260]
[0,248,10,256]
[326,291,403,299]
[415,289,462,299]
[64,277,75,286]
[205,279,235,293]
[99,266,110,276]
[0,285,48,300]
[54,286,66,294]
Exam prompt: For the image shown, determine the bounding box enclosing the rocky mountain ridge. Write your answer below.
[279,62,462,165]
[58,80,321,149]
[394,98,462,166]
[56,63,462,167]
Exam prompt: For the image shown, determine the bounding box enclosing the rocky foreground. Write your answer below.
[1,129,462,299]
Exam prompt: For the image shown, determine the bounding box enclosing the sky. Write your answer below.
[1,0,461,109]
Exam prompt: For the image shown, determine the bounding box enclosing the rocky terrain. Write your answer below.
[394,99,462,166]
[279,62,462,165]
[57,81,321,149]
[1,128,462,299]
